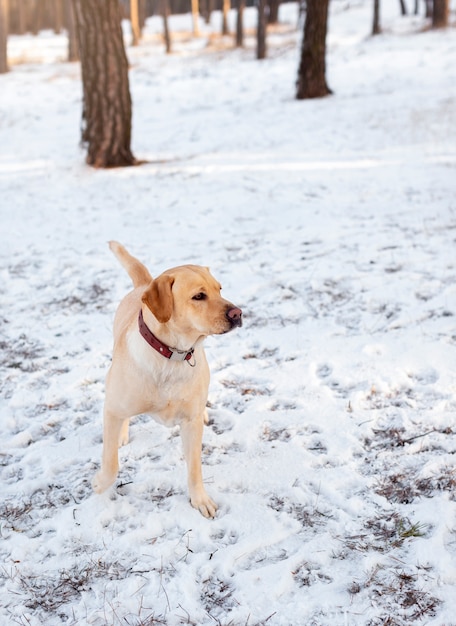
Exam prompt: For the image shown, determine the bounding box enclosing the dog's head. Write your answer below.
[142,265,242,337]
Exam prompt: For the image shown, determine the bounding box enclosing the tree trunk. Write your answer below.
[432,0,448,27]
[8,0,19,33]
[298,0,306,28]
[296,0,331,99]
[130,0,141,45]
[201,0,211,24]
[222,0,230,35]
[138,0,146,29]
[257,0,267,60]
[29,0,40,35]
[372,0,381,35]
[53,0,64,33]
[72,0,136,168]
[236,0,244,47]
[161,0,171,53]
[0,0,8,74]
[191,0,200,36]
[398,0,407,15]
[64,0,79,60]
[268,0,280,25]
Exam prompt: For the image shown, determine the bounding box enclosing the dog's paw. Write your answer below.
[92,471,116,494]
[190,491,218,519]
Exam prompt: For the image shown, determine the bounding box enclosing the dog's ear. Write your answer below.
[142,274,174,323]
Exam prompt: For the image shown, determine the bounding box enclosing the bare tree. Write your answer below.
[8,0,34,34]
[53,0,64,33]
[296,0,331,99]
[72,0,136,168]
[30,0,40,35]
[161,0,171,53]
[268,0,280,24]
[432,0,448,27]
[257,0,267,59]
[236,0,245,47]
[201,0,213,25]
[130,0,142,46]
[64,0,79,61]
[0,0,7,74]
[222,0,230,35]
[373,0,381,35]
[191,0,200,36]
[398,0,407,15]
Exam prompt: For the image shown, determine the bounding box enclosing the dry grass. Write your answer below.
[351,564,441,625]
[375,466,456,504]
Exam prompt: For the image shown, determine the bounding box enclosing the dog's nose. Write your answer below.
[226,306,243,327]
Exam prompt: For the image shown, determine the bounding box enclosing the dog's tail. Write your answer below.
[109,241,152,288]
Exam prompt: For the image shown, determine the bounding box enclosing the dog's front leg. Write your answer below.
[92,409,127,494]
[180,417,217,518]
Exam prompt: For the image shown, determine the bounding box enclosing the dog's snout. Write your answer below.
[226,306,243,328]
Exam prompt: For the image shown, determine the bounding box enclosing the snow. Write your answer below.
[1,1,455,624]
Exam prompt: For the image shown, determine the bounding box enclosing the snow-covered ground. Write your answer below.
[1,1,455,624]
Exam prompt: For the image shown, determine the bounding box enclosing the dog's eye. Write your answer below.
[192,292,207,301]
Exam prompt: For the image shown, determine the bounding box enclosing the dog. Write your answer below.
[92,242,242,518]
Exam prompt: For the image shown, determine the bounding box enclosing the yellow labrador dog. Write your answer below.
[92,242,242,518]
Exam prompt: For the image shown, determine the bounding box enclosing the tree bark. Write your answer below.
[432,0,448,27]
[72,0,136,168]
[0,0,8,74]
[373,0,381,35]
[257,0,267,59]
[296,0,331,99]
[236,0,244,47]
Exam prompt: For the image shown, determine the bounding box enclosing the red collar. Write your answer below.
[138,309,195,363]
